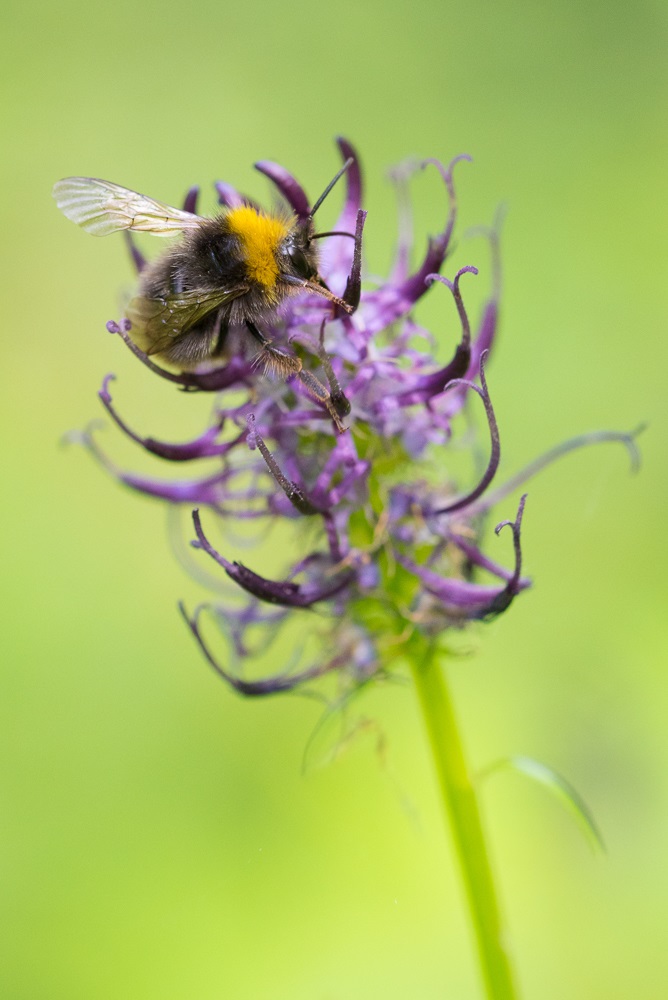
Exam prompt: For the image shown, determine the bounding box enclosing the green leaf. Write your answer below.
[480,755,605,853]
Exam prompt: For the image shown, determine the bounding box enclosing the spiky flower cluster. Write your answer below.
[85,140,638,697]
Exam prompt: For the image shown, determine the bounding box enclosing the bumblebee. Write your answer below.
[52,161,355,382]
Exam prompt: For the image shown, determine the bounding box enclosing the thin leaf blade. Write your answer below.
[481,754,605,853]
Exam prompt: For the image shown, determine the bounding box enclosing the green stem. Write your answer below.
[409,641,519,1000]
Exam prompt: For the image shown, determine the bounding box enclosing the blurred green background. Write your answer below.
[2,0,667,997]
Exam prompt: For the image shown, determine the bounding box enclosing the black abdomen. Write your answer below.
[140,216,247,298]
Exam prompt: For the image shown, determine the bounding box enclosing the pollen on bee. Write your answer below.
[226,206,292,288]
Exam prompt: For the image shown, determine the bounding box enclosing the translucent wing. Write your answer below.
[126,285,249,354]
[52,177,203,237]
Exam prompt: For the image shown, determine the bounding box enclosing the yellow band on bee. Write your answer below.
[226,206,291,289]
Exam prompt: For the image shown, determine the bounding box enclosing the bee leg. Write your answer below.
[296,369,347,433]
[245,320,302,378]
[317,321,351,419]
[291,321,351,432]
[245,322,348,434]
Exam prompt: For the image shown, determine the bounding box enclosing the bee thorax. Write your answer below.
[225,206,292,289]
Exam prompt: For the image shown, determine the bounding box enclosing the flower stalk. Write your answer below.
[409,635,519,1000]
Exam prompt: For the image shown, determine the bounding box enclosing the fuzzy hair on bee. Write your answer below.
[52,160,357,388]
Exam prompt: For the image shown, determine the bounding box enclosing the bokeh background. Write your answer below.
[2,0,667,997]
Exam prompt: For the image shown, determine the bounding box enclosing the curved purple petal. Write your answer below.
[192,510,354,607]
[473,494,528,618]
[387,158,419,283]
[396,552,529,615]
[108,322,254,392]
[433,351,501,514]
[254,160,310,219]
[360,154,471,334]
[395,267,476,406]
[99,375,242,461]
[320,137,363,286]
[80,429,238,508]
[447,533,518,582]
[180,603,345,696]
[182,185,199,214]
[215,181,244,208]
[335,137,362,230]
[336,209,366,316]
[397,495,529,618]
[122,232,146,274]
[465,427,645,517]
[247,414,322,515]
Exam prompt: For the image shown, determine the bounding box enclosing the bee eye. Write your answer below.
[287,246,314,279]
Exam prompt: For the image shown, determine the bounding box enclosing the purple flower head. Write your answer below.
[75,140,642,698]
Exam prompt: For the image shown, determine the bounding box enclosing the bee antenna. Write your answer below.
[309,158,354,219]
[311,230,357,241]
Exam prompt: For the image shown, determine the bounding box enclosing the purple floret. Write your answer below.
[80,141,641,698]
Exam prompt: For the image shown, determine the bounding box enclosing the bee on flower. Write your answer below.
[55,139,640,697]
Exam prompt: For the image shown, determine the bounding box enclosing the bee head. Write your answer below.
[278,156,357,285]
[281,222,319,281]
[272,157,358,313]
